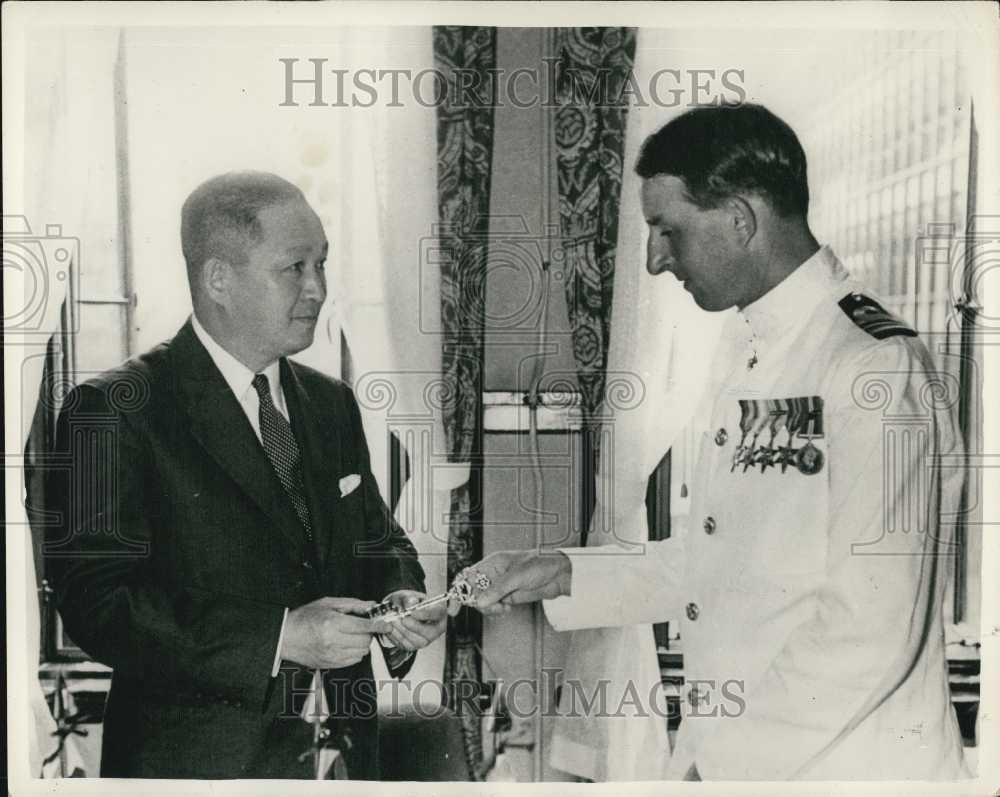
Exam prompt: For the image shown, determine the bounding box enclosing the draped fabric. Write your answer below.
[554,27,636,442]
[433,25,497,779]
[13,28,124,778]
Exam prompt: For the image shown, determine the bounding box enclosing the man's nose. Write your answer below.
[646,237,673,276]
[301,265,327,301]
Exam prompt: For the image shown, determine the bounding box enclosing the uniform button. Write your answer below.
[703,516,716,535]
[714,428,728,446]
[302,560,313,570]
[685,602,700,621]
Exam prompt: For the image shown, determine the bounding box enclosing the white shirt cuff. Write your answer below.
[271,607,289,677]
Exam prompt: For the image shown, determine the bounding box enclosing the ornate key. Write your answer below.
[367,567,492,623]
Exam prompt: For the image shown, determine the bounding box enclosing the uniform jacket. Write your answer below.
[544,247,968,780]
[40,320,425,778]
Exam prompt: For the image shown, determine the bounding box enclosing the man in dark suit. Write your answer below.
[40,172,445,779]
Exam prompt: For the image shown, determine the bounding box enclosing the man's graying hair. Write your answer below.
[636,104,810,218]
[181,171,305,277]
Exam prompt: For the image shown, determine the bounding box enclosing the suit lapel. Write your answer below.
[281,358,342,571]
[170,322,306,557]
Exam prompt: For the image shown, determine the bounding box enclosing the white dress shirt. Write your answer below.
[191,313,289,436]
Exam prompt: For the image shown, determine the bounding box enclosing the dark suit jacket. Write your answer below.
[40,321,425,778]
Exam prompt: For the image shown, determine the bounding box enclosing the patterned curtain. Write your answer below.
[554,27,636,528]
[433,25,497,779]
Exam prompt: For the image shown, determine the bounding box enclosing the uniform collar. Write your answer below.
[190,313,282,401]
[737,245,847,345]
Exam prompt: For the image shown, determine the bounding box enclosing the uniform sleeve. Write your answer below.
[543,509,686,631]
[695,337,961,780]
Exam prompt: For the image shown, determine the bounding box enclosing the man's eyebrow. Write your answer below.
[283,241,329,255]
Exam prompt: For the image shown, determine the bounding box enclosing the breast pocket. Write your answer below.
[337,472,363,501]
[725,395,829,582]
[726,395,826,478]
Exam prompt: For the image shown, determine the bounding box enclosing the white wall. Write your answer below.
[123,27,352,350]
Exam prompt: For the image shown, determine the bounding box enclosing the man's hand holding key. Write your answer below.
[281,597,378,669]
[371,590,447,652]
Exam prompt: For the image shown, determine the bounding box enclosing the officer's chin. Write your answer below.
[684,285,707,310]
[690,290,730,313]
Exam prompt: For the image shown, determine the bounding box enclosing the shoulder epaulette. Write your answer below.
[838,292,917,339]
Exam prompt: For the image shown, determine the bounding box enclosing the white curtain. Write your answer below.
[9,27,122,778]
[291,27,459,700]
[547,28,726,781]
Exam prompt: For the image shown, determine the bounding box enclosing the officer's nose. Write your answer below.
[646,235,674,277]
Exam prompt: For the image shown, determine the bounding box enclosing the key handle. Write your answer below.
[451,568,491,605]
[367,568,492,623]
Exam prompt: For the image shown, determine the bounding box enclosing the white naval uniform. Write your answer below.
[544,246,969,780]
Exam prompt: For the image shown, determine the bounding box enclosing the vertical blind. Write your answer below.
[807,30,971,359]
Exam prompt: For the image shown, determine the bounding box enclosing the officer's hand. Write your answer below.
[373,590,447,651]
[281,596,377,669]
[460,550,572,616]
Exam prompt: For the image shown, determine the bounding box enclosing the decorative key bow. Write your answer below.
[367,567,493,623]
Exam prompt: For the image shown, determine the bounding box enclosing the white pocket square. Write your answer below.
[339,473,361,498]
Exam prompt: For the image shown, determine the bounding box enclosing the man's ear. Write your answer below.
[201,257,232,307]
[726,196,757,246]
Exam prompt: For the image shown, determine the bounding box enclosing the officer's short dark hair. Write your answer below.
[181,171,305,276]
[635,104,810,218]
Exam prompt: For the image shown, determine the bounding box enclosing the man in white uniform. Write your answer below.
[467,105,969,780]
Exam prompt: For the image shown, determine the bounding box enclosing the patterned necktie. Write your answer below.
[251,373,314,543]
